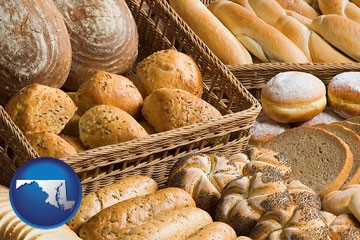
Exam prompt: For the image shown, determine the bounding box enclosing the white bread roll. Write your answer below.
[169,0,252,64]
[318,0,360,23]
[208,0,309,63]
[275,0,319,19]
[230,0,257,15]
[248,0,287,26]
[310,15,360,62]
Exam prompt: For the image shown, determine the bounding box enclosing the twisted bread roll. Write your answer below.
[208,0,309,63]
[322,212,360,239]
[168,154,241,213]
[318,0,360,23]
[287,180,322,209]
[215,173,292,236]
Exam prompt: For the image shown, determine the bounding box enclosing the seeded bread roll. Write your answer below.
[5,84,77,134]
[168,154,242,214]
[185,222,237,240]
[68,175,157,233]
[25,132,77,159]
[142,88,222,132]
[322,212,360,239]
[75,71,143,116]
[79,188,196,240]
[287,180,322,209]
[261,72,327,123]
[59,135,86,153]
[79,105,148,149]
[136,49,203,97]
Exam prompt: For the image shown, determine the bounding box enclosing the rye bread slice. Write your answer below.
[334,121,360,136]
[314,124,360,185]
[263,127,353,198]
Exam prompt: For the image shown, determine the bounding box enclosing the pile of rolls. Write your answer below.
[170,0,360,64]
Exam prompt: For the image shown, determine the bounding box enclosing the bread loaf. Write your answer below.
[275,0,319,18]
[67,175,158,233]
[79,105,148,149]
[75,70,143,116]
[169,0,253,64]
[168,154,242,213]
[318,0,360,23]
[186,222,237,240]
[310,15,360,62]
[142,88,222,132]
[79,187,196,240]
[5,84,77,134]
[0,0,71,105]
[208,0,309,63]
[121,207,213,240]
[136,49,203,97]
[53,0,138,90]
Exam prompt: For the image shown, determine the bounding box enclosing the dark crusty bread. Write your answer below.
[315,124,360,185]
[263,126,353,198]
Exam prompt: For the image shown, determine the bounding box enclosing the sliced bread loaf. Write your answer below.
[314,124,360,185]
[263,127,353,198]
[334,121,360,136]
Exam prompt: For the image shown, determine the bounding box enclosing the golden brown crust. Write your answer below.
[54,0,138,90]
[79,105,148,149]
[288,180,322,209]
[5,84,77,134]
[0,0,71,105]
[136,49,203,97]
[142,88,222,132]
[59,135,87,153]
[186,222,237,240]
[323,185,360,216]
[318,0,360,23]
[276,0,319,18]
[24,132,77,159]
[61,113,81,137]
[75,71,143,117]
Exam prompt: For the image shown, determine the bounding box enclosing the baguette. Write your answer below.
[275,0,319,19]
[68,175,157,233]
[187,222,237,240]
[310,15,360,62]
[230,0,257,15]
[121,207,213,240]
[209,0,309,63]
[79,187,196,240]
[248,0,287,26]
[318,0,360,23]
[169,0,252,64]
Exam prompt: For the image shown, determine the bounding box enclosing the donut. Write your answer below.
[261,71,327,123]
[328,72,360,118]
[249,111,291,146]
[296,107,343,127]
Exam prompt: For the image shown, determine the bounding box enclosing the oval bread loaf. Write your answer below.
[79,187,196,240]
[121,207,213,240]
[186,222,237,240]
[0,0,71,105]
[142,88,222,132]
[67,175,158,233]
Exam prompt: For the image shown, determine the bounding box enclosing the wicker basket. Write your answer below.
[0,0,261,193]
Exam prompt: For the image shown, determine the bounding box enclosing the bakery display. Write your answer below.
[261,71,327,123]
[328,72,360,118]
[53,0,138,90]
[142,88,222,132]
[75,70,143,116]
[136,49,203,97]
[0,0,71,105]
[79,105,148,149]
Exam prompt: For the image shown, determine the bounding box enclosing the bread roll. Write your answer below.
[209,0,309,63]
[53,0,138,90]
[287,180,321,209]
[139,121,156,134]
[5,84,77,134]
[352,0,360,7]
[79,188,196,240]
[169,0,253,64]
[59,135,86,153]
[79,105,148,149]
[127,74,147,99]
[318,0,360,23]
[184,222,237,240]
[349,191,360,223]
[168,154,242,214]
[25,132,77,159]
[68,175,157,233]
[136,49,203,97]
[230,0,257,15]
[75,71,143,116]
[121,207,213,240]
[142,88,222,132]
[275,0,319,18]
[248,0,287,26]
[0,0,71,105]
[310,15,360,62]
[323,212,360,239]
[61,113,80,137]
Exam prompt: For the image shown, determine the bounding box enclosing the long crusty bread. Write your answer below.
[318,0,360,23]
[310,15,360,62]
[275,0,319,18]
[208,0,309,63]
[230,0,257,15]
[315,124,360,185]
[169,0,252,64]
[263,126,353,198]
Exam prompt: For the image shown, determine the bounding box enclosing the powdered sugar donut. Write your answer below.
[261,71,327,123]
[249,111,291,146]
[328,72,360,118]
